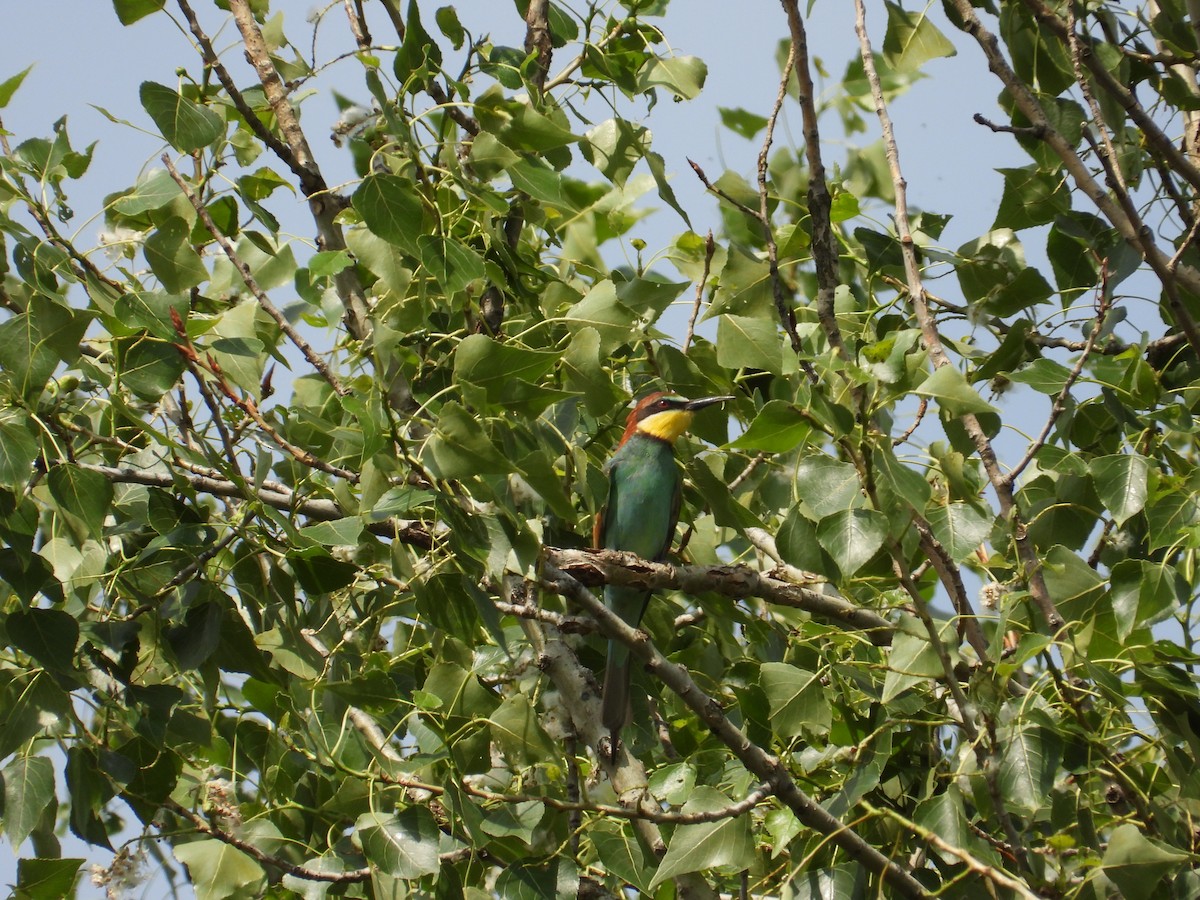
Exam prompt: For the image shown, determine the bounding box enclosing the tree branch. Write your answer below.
[225,0,371,340]
[780,0,846,357]
[161,155,348,397]
[540,562,929,898]
[546,547,894,644]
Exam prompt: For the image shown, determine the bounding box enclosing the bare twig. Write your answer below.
[866,3,1065,633]
[1007,293,1111,486]
[73,461,432,548]
[377,0,480,135]
[759,38,803,355]
[343,0,371,50]
[861,800,1040,900]
[950,0,1200,361]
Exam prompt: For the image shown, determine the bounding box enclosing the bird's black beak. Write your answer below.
[685,395,736,411]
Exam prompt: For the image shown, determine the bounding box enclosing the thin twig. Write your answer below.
[683,230,716,354]
[73,461,432,548]
[161,155,348,397]
[758,38,804,355]
[1006,291,1111,486]
[871,2,1065,633]
[860,800,1040,900]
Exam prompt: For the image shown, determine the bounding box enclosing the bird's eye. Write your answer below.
[656,399,669,409]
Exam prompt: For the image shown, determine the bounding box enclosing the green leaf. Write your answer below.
[873,445,932,512]
[1101,823,1191,900]
[6,608,79,675]
[718,106,768,140]
[816,508,887,577]
[794,455,862,518]
[926,503,992,562]
[650,786,755,888]
[728,401,812,453]
[592,822,653,893]
[48,464,113,539]
[139,81,222,152]
[489,694,556,764]
[913,365,998,417]
[307,249,353,279]
[638,55,707,100]
[0,65,34,109]
[119,336,185,401]
[882,617,947,703]
[993,165,1071,231]
[298,517,363,547]
[144,216,207,292]
[494,861,578,900]
[999,719,1062,816]
[583,118,648,187]
[561,327,622,415]
[883,1,956,71]
[3,754,55,847]
[1091,453,1150,526]
[776,507,826,572]
[418,234,486,294]
[0,409,40,489]
[564,280,639,354]
[759,663,830,739]
[111,168,184,215]
[1042,544,1106,621]
[15,858,84,900]
[393,0,442,83]
[648,762,697,806]
[1111,560,1183,641]
[1008,357,1074,394]
[113,0,165,25]
[174,839,267,900]
[716,314,785,376]
[353,174,426,253]
[914,787,968,865]
[355,808,441,879]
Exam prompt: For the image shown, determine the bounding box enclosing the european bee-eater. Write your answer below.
[593,391,734,755]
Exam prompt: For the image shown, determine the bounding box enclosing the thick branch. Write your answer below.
[225,0,371,340]
[546,547,894,644]
[780,0,846,356]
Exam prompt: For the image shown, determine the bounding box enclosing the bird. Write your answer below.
[593,390,734,758]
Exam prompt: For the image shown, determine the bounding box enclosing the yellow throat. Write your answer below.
[635,408,694,442]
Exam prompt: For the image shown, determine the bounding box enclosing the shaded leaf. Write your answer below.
[650,786,755,888]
